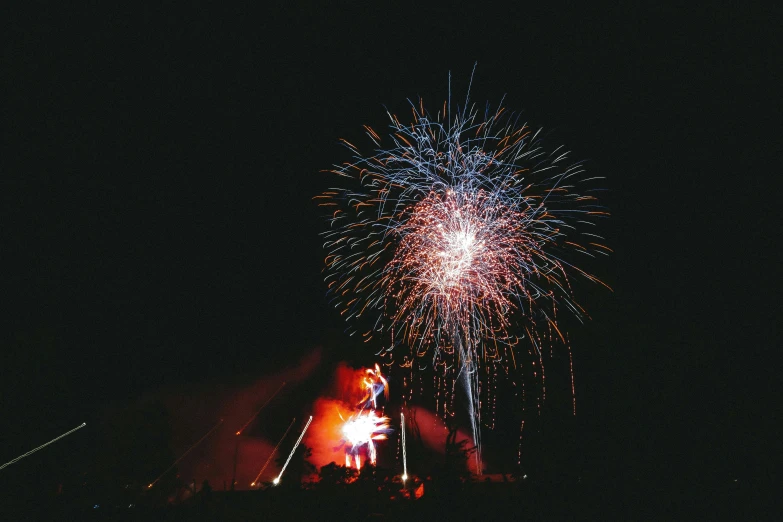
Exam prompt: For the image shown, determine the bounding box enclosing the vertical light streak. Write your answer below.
[274,415,313,485]
[250,417,296,487]
[568,336,576,416]
[148,419,223,488]
[517,419,525,466]
[400,412,407,481]
[0,422,86,471]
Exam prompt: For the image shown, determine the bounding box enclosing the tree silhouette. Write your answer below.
[317,462,358,488]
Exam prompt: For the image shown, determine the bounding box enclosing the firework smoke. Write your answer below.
[306,363,394,472]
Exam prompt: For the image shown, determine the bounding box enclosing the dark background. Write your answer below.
[1,2,778,510]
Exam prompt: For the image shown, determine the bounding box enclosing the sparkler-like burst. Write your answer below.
[340,410,391,469]
[319,74,609,469]
[388,188,548,359]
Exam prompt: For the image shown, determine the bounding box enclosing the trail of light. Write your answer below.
[0,422,86,471]
[236,381,287,435]
[147,419,223,489]
[400,412,407,481]
[568,336,576,416]
[250,417,296,487]
[274,416,312,485]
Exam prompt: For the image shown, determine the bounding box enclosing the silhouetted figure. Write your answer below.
[198,479,212,514]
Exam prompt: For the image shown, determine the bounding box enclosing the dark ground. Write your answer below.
[1,476,771,521]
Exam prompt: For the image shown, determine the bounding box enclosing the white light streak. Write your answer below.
[400,412,407,481]
[251,417,296,486]
[274,416,313,485]
[0,422,86,471]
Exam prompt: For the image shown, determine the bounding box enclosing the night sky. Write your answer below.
[1,3,777,501]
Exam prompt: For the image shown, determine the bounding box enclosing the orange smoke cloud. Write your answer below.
[303,362,480,475]
[302,362,390,470]
[329,362,371,404]
[304,397,357,469]
[403,407,481,474]
[157,347,323,490]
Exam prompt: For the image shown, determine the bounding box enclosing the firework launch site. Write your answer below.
[0,352,759,521]
[2,467,753,521]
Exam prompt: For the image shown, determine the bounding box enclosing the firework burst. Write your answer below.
[340,410,391,469]
[318,73,609,469]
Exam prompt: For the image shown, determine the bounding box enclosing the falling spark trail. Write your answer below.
[274,416,313,485]
[400,412,407,481]
[148,419,223,488]
[0,422,86,471]
[236,381,287,435]
[250,417,296,486]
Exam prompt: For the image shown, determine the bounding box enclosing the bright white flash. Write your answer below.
[342,413,384,447]
[341,411,389,468]
[435,219,482,292]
